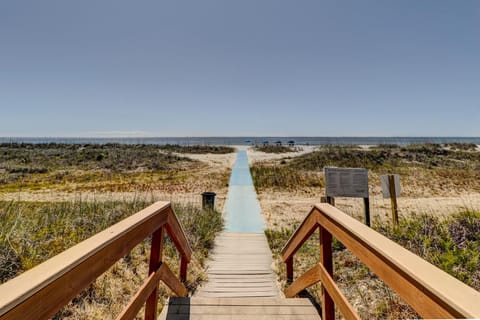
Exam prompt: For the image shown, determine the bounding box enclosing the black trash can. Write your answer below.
[201,192,216,210]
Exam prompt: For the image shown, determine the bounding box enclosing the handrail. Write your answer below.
[0,201,192,320]
[281,203,480,320]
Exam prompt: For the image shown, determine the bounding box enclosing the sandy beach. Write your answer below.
[0,146,237,211]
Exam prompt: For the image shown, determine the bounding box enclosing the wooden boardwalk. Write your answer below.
[195,232,279,298]
[160,150,321,319]
[161,232,320,319]
[160,297,321,320]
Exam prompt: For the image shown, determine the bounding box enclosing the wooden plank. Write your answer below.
[196,231,279,298]
[203,282,276,288]
[208,269,274,273]
[0,201,171,320]
[206,275,276,279]
[161,297,321,320]
[162,315,321,320]
[116,263,166,320]
[169,305,320,315]
[284,263,322,298]
[200,291,279,296]
[166,208,192,262]
[170,297,315,306]
[212,253,273,257]
[204,286,277,291]
[280,210,319,262]
[208,263,273,267]
[206,270,273,275]
[199,288,278,293]
[317,263,360,320]
[196,292,279,298]
[211,260,272,263]
[201,291,279,296]
[314,203,480,319]
[160,263,188,297]
[206,274,276,280]
[204,282,278,288]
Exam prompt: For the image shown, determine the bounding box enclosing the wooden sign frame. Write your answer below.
[324,167,370,226]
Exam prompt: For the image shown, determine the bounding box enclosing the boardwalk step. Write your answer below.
[195,231,280,298]
[159,297,321,320]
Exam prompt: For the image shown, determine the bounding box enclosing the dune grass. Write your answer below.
[0,143,233,193]
[251,143,480,193]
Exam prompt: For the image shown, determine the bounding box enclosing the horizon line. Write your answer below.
[1,135,480,139]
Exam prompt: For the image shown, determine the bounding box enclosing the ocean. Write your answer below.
[0,136,480,146]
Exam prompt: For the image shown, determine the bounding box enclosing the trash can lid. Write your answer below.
[202,192,216,196]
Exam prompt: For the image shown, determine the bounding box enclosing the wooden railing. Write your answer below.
[281,203,480,320]
[0,201,192,320]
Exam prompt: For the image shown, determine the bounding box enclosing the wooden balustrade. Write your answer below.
[0,201,192,320]
[281,203,480,320]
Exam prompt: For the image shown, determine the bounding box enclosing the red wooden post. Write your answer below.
[320,226,334,320]
[180,257,188,283]
[145,227,165,320]
[286,257,294,284]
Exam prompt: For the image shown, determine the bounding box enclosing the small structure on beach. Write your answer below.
[275,140,282,146]
[287,140,295,146]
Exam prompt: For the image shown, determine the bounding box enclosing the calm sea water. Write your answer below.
[0,136,480,146]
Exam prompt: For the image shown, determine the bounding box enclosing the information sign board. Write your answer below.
[381,174,401,198]
[324,167,369,198]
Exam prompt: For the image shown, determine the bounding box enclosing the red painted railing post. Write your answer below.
[320,225,334,320]
[286,257,294,284]
[145,227,165,320]
[180,257,188,283]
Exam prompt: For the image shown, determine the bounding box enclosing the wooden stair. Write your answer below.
[195,232,279,298]
[159,297,321,320]
[159,232,321,319]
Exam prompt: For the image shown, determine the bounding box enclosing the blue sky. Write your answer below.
[1,1,479,137]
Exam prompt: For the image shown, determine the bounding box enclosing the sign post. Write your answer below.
[381,174,401,226]
[363,197,370,227]
[324,167,370,226]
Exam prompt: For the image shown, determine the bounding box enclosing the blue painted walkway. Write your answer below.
[195,150,278,298]
[224,150,265,232]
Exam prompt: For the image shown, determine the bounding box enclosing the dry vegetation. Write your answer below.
[0,143,235,319]
[252,144,480,193]
[251,143,480,319]
[0,143,233,194]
